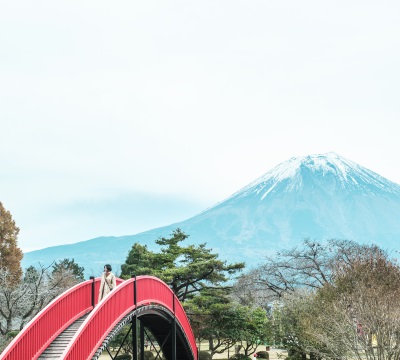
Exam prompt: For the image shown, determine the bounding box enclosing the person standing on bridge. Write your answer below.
[98,264,117,302]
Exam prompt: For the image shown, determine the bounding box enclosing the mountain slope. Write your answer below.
[22,152,400,277]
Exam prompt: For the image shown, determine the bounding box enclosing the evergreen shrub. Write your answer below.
[144,351,155,360]
[115,354,131,360]
[256,351,269,359]
[199,350,212,360]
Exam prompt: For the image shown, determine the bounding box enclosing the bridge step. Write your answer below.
[38,313,90,359]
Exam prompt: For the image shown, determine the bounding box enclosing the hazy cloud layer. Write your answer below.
[1,1,399,251]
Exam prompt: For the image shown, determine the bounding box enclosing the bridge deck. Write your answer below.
[38,313,90,359]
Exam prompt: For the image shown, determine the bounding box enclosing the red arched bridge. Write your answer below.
[1,276,198,360]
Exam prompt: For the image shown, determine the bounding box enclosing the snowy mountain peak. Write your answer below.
[261,152,355,182]
[230,152,400,202]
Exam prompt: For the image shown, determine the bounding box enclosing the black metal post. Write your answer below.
[132,275,138,360]
[172,293,176,360]
[90,276,95,308]
[140,321,145,360]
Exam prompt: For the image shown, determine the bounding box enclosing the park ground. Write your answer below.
[100,345,288,359]
[211,346,287,359]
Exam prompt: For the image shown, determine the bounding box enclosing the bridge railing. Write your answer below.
[0,277,123,360]
[62,277,135,359]
[173,292,198,358]
[1,276,197,360]
[62,276,198,360]
[136,276,197,356]
[0,279,95,360]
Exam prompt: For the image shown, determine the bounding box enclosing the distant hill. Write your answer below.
[22,152,400,277]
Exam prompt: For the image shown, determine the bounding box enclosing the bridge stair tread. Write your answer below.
[37,313,90,359]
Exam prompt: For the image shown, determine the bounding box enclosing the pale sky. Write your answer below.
[1,1,400,252]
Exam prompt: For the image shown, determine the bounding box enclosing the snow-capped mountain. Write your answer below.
[22,153,400,277]
[231,152,400,199]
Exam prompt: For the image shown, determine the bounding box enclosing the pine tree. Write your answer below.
[121,228,245,301]
[0,202,23,286]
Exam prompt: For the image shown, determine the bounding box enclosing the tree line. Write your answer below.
[239,239,400,360]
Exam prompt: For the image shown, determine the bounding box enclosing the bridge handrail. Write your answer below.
[135,276,197,356]
[0,277,124,360]
[0,279,95,360]
[62,276,197,360]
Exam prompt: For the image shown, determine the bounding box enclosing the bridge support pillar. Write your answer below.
[140,321,145,360]
[172,293,176,360]
[132,275,138,360]
[132,316,138,360]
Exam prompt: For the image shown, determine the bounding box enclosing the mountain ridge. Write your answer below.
[22,153,400,277]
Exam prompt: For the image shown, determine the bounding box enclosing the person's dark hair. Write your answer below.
[105,264,112,271]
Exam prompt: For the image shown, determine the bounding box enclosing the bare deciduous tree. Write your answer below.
[233,239,397,360]
[308,253,400,360]
[0,260,85,350]
[241,239,387,300]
